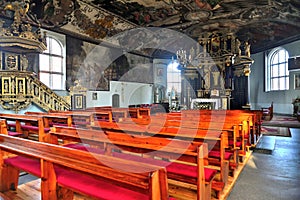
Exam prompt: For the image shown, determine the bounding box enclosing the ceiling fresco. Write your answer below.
[0,0,299,56]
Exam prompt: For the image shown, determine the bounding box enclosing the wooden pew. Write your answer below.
[0,113,48,141]
[181,110,257,145]
[49,110,94,128]
[261,102,273,121]
[0,126,171,200]
[119,115,245,168]
[128,107,141,118]
[91,121,229,197]
[146,126,229,185]
[25,111,72,127]
[221,109,263,145]
[49,125,214,200]
[139,108,151,118]
[86,107,129,122]
[164,119,245,165]
[91,111,113,122]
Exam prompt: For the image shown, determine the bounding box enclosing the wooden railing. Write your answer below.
[0,71,70,112]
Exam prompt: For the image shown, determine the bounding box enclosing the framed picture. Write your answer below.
[72,94,86,110]
[295,73,300,90]
[92,92,97,100]
[157,68,163,77]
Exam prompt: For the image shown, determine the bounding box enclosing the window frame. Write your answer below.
[39,30,66,90]
[265,47,289,91]
[167,61,182,94]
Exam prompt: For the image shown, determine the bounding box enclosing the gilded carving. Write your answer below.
[5,55,18,70]
[0,1,47,53]
[0,71,70,112]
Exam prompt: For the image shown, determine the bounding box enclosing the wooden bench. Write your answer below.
[86,107,129,122]
[0,113,48,141]
[50,125,214,200]
[90,121,229,197]
[25,111,73,127]
[163,119,245,166]
[120,114,246,166]
[0,127,171,200]
[48,110,94,128]
[146,125,230,186]
[261,102,273,121]
[180,110,256,145]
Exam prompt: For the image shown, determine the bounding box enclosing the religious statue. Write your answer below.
[245,42,251,57]
[212,71,220,87]
[235,38,241,56]
[4,0,30,24]
[203,68,210,89]
[20,55,29,71]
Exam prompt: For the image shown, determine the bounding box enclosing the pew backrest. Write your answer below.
[0,113,46,141]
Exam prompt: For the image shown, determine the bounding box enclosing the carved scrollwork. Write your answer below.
[0,71,71,112]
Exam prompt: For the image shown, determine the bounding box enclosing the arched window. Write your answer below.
[167,61,181,100]
[39,31,66,90]
[266,47,289,91]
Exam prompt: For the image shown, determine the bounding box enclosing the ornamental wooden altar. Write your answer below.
[178,31,253,109]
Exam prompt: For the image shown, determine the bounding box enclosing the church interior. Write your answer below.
[0,0,299,199]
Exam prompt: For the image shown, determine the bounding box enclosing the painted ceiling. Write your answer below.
[1,0,300,56]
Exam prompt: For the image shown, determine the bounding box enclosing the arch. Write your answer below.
[112,94,120,108]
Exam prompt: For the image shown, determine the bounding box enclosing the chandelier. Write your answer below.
[175,32,255,70]
[175,45,200,68]
[176,49,190,67]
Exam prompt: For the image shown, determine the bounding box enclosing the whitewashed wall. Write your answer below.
[250,40,300,115]
[86,81,153,108]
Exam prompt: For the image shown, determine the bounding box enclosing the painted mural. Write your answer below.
[66,36,153,91]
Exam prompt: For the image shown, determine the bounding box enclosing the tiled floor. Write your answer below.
[227,128,300,200]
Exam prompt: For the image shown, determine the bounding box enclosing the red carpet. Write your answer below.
[261,126,291,137]
[261,115,300,128]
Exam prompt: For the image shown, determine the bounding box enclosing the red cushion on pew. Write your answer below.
[4,156,41,177]
[21,125,38,131]
[112,152,217,182]
[7,123,16,127]
[72,121,90,125]
[228,140,242,148]
[167,162,217,182]
[236,141,242,147]
[54,166,149,200]
[50,123,68,127]
[8,131,23,136]
[208,151,233,160]
[63,143,105,154]
[112,152,169,166]
[21,125,50,132]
